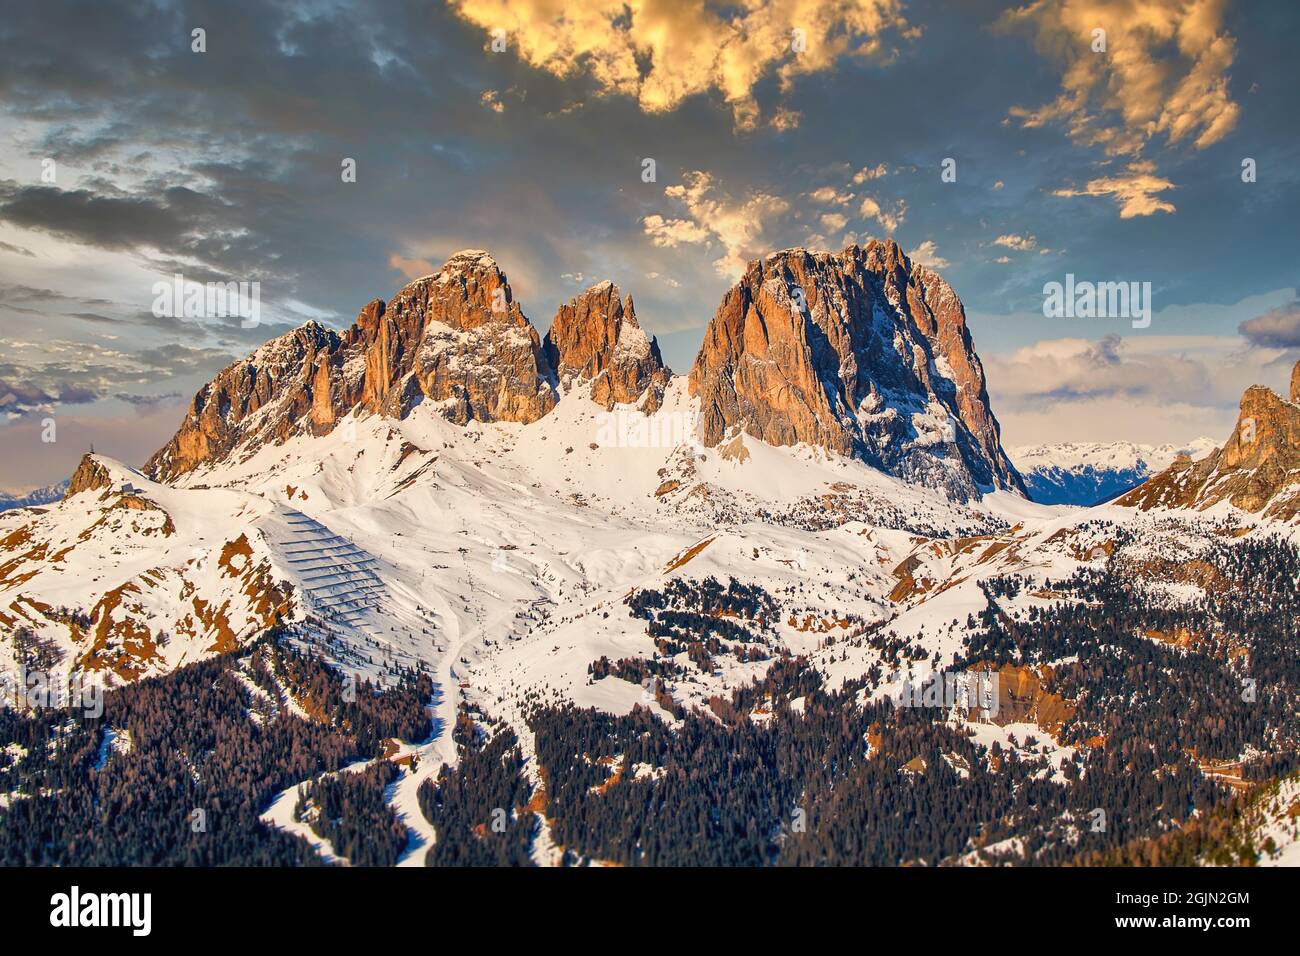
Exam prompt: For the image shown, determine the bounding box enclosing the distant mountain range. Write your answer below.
[0,479,69,513]
[1011,439,1218,506]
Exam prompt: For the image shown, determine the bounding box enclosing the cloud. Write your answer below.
[852,164,888,184]
[907,240,949,269]
[1001,0,1240,157]
[1052,160,1176,218]
[986,334,1214,405]
[808,186,853,206]
[1238,300,1300,348]
[994,233,1038,251]
[0,282,113,307]
[0,340,233,417]
[388,254,439,280]
[820,212,849,233]
[858,195,906,233]
[448,0,910,128]
[643,171,789,276]
[112,391,185,410]
[65,311,123,325]
[983,332,1280,446]
[0,181,217,255]
[642,214,712,248]
[0,377,97,415]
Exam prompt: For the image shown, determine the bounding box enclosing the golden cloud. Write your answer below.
[1002,0,1240,156]
[906,240,949,268]
[450,0,909,128]
[994,233,1039,250]
[859,195,906,233]
[643,170,790,276]
[1052,159,1177,217]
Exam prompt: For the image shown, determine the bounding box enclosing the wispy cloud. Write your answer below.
[643,171,790,276]
[1052,160,1176,218]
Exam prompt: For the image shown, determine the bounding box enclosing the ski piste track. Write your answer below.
[269,507,385,627]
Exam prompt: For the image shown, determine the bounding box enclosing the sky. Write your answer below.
[1,0,1297,491]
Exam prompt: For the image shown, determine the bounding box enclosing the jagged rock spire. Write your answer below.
[688,239,1022,500]
[543,281,670,413]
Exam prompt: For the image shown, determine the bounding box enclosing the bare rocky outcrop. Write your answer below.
[145,251,556,481]
[357,250,556,424]
[66,454,114,497]
[688,240,1023,499]
[1119,360,1300,519]
[543,281,670,413]
[143,242,1022,498]
[145,322,350,481]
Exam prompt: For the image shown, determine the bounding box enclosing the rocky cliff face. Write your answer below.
[146,251,557,481]
[144,243,1022,497]
[145,322,350,481]
[66,454,115,497]
[688,240,1023,499]
[357,250,556,424]
[1119,361,1300,519]
[543,281,670,413]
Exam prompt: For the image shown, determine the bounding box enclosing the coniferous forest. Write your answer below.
[3,537,1298,866]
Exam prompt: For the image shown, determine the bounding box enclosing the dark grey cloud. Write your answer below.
[0,377,97,415]
[133,343,236,374]
[1239,301,1300,349]
[0,282,114,306]
[65,311,123,325]
[0,180,240,260]
[113,390,186,409]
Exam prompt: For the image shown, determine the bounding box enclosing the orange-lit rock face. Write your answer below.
[145,251,556,481]
[1121,362,1300,518]
[689,240,1022,500]
[359,252,555,425]
[145,321,352,482]
[66,454,113,497]
[543,281,669,413]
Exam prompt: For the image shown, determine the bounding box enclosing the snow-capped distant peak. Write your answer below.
[1011,438,1218,506]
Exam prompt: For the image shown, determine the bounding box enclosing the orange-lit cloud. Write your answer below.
[1052,159,1177,217]
[643,171,789,276]
[1002,0,1240,156]
[449,0,909,129]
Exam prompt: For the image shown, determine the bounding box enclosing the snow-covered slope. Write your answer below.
[7,251,1300,868]
[1012,438,1217,505]
[0,456,292,684]
[5,377,1282,712]
[6,369,1300,867]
